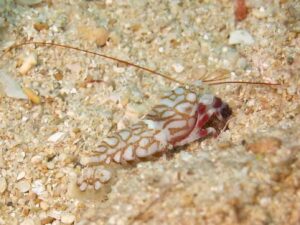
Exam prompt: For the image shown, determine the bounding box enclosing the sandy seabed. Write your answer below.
[0,0,300,224]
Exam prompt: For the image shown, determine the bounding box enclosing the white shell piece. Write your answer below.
[47,132,64,142]
[0,70,28,99]
[229,29,255,45]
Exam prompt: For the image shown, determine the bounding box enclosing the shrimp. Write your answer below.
[76,85,232,191]
[0,42,278,193]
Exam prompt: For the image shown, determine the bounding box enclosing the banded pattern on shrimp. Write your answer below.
[80,87,199,165]
[77,85,232,191]
[80,122,164,166]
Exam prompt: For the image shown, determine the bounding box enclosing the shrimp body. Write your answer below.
[77,86,231,191]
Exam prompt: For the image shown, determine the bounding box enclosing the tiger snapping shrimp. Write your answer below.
[1,42,278,195]
[77,84,232,191]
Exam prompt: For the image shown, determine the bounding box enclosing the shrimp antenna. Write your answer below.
[1,41,280,87]
[1,41,185,85]
[207,80,280,86]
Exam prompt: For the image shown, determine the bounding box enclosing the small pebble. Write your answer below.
[47,162,55,170]
[31,155,43,164]
[48,132,65,142]
[180,151,193,162]
[229,29,254,45]
[32,180,45,195]
[19,53,37,75]
[246,137,282,154]
[40,217,54,225]
[217,141,232,149]
[40,201,49,211]
[172,63,184,73]
[33,22,49,31]
[236,57,248,69]
[23,87,41,104]
[17,0,42,6]
[158,47,164,53]
[20,218,35,225]
[48,210,61,220]
[78,26,109,47]
[0,177,7,194]
[108,31,120,45]
[61,213,75,224]
[17,180,31,193]
[252,6,268,19]
[28,192,37,201]
[259,197,271,207]
[17,171,26,181]
[235,0,248,21]
[0,70,28,99]
[0,17,5,28]
[113,66,125,73]
[54,71,63,81]
[17,152,26,162]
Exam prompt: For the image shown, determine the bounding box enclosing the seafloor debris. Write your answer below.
[235,0,248,21]
[0,69,27,99]
[78,26,109,47]
[229,29,254,45]
[18,53,37,75]
[22,87,41,104]
[0,177,7,194]
[246,136,282,154]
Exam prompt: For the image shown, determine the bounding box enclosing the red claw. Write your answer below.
[199,129,208,137]
[197,114,209,128]
[197,104,206,114]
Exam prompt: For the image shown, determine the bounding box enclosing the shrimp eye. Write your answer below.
[220,104,232,120]
[213,97,222,108]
